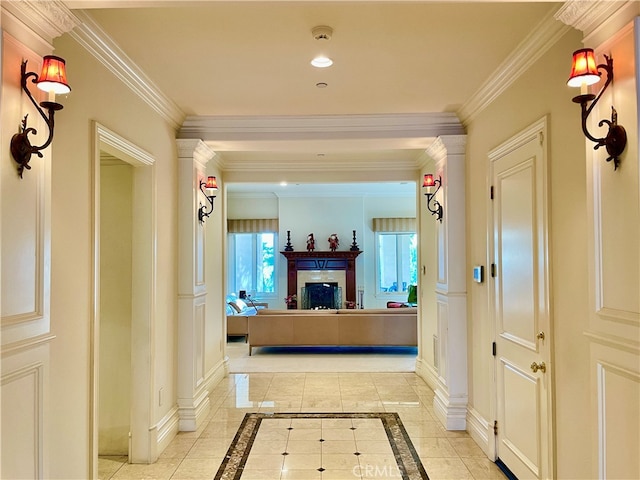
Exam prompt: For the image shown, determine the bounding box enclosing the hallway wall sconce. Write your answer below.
[198,176,218,223]
[423,174,443,222]
[11,55,71,178]
[567,48,627,170]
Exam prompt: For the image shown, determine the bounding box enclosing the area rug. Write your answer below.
[214,412,429,480]
[227,341,418,373]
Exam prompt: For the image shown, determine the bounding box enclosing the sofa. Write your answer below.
[226,298,266,338]
[247,308,417,354]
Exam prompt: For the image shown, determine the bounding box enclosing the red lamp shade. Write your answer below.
[36,55,71,95]
[205,176,218,190]
[567,48,600,88]
[423,174,435,188]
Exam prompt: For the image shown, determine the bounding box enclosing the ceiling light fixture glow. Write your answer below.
[311,56,333,68]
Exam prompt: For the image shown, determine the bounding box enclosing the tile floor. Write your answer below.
[99,372,506,480]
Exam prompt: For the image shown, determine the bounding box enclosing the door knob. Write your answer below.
[536,331,545,341]
[530,362,546,373]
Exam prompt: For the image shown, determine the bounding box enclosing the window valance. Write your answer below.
[227,218,279,233]
[372,217,416,232]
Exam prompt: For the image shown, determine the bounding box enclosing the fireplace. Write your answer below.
[281,250,362,307]
[302,282,342,309]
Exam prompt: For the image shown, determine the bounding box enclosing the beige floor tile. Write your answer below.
[285,440,323,454]
[170,458,221,479]
[159,438,197,459]
[301,397,343,410]
[243,453,286,471]
[98,456,127,480]
[353,440,394,454]
[321,453,361,470]
[321,440,358,454]
[414,437,458,458]
[321,468,363,479]
[281,468,323,479]
[185,437,232,458]
[111,364,500,480]
[420,457,474,480]
[352,427,389,442]
[239,469,284,479]
[111,458,180,479]
[449,438,488,458]
[320,428,356,441]
[282,452,322,469]
[461,457,507,480]
[290,418,322,429]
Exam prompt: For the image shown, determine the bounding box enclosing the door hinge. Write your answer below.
[492,342,496,356]
[494,420,498,435]
[491,263,496,278]
[490,186,494,200]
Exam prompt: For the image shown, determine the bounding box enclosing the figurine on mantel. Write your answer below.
[328,233,339,252]
[306,233,315,252]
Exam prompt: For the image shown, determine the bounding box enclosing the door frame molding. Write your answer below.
[90,122,156,474]
[487,116,555,477]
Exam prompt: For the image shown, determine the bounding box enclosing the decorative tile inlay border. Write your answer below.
[214,412,429,480]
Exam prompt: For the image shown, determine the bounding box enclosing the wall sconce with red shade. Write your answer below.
[198,176,218,223]
[567,48,627,170]
[423,174,443,222]
[11,55,71,178]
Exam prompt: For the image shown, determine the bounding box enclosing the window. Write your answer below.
[376,232,417,294]
[228,232,277,298]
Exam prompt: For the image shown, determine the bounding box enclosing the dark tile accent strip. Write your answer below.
[213,412,429,480]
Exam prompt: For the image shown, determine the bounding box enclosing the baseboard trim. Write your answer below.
[466,406,494,458]
[433,387,467,430]
[155,406,180,457]
[415,357,439,391]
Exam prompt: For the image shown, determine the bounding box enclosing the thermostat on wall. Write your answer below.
[473,265,484,283]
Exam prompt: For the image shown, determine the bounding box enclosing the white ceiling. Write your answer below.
[64,1,562,192]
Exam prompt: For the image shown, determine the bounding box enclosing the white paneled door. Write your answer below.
[490,119,553,479]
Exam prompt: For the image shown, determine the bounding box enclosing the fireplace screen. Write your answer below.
[301,283,342,309]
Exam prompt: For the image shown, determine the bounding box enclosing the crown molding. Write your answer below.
[457,5,571,126]
[555,1,631,34]
[68,10,185,130]
[179,113,464,142]
[1,0,80,43]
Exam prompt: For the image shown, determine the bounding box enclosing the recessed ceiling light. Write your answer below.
[311,56,333,68]
[316,82,328,88]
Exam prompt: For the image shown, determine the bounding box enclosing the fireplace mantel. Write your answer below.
[281,250,362,304]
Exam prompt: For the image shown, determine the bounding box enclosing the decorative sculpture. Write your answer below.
[306,233,315,252]
[328,233,339,252]
[284,230,294,251]
[350,230,359,251]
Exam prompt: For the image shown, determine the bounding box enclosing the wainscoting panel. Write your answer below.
[1,362,44,479]
[1,33,51,345]
[592,341,640,480]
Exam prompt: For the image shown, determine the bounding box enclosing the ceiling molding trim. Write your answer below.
[179,113,465,142]
[457,6,571,126]
[176,139,221,169]
[1,0,80,44]
[68,10,185,130]
[222,164,418,175]
[554,1,633,36]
